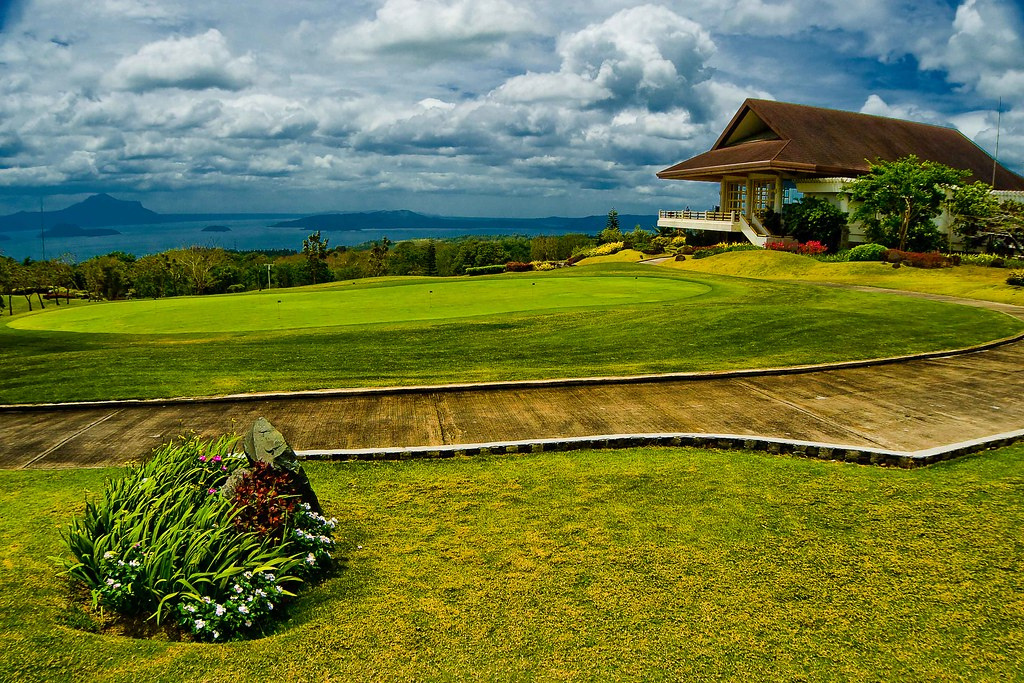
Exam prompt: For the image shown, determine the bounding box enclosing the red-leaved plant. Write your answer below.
[230,461,300,540]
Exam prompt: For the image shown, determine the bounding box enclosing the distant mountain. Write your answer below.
[201,225,231,232]
[0,194,659,239]
[0,193,162,232]
[271,210,657,234]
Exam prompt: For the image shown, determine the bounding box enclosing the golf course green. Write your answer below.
[7,276,711,334]
[2,262,1022,403]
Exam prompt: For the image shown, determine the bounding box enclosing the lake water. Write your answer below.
[0,218,578,262]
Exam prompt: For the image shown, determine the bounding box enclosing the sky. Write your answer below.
[0,0,1022,218]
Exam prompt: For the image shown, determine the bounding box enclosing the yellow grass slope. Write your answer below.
[655,249,1024,305]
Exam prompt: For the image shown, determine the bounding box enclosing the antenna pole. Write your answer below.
[992,97,1002,187]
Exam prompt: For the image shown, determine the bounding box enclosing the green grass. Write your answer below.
[8,276,709,334]
[668,249,1024,304]
[2,263,1021,403]
[3,445,1023,681]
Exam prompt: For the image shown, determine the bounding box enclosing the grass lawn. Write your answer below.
[2,263,1021,404]
[666,249,1024,305]
[3,445,1022,681]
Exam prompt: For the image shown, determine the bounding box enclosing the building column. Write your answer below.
[774,177,784,213]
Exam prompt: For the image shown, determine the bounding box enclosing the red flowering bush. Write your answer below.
[504,261,534,272]
[766,240,828,255]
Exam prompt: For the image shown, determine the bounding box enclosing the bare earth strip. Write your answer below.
[3,288,1023,470]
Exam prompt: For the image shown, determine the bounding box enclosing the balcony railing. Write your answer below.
[658,210,737,222]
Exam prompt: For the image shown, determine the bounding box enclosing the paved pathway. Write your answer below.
[3,287,1024,470]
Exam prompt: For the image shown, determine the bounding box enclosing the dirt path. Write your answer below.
[4,287,1023,470]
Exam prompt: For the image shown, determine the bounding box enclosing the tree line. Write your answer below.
[0,232,601,313]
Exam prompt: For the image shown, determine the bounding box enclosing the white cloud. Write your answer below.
[335,0,539,61]
[106,29,256,92]
[918,0,1024,102]
[536,5,717,113]
[859,94,949,126]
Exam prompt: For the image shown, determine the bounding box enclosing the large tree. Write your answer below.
[846,155,967,252]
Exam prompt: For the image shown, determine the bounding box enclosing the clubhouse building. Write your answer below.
[656,99,1024,247]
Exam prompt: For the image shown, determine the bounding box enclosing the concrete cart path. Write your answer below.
[3,286,1024,470]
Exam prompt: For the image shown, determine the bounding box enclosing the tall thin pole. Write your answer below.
[992,97,1002,187]
[39,196,45,261]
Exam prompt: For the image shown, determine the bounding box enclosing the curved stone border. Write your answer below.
[296,428,1024,469]
[5,328,1024,412]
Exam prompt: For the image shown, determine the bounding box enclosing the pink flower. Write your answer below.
[199,456,206,462]
[213,455,222,463]
[208,487,217,494]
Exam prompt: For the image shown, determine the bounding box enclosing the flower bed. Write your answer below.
[61,434,336,642]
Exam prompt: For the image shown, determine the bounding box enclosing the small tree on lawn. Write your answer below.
[846,155,967,252]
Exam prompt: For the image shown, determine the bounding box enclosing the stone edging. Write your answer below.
[4,329,1024,412]
[295,428,1024,469]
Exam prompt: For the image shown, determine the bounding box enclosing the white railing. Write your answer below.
[737,214,769,247]
[659,210,737,222]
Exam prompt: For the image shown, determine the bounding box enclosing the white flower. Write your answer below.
[203,596,212,604]
[103,551,114,560]
[305,553,316,565]
[185,604,196,613]
[267,602,273,611]
[233,584,243,594]
[105,578,115,586]
[243,571,253,579]
[215,604,226,617]
[195,619,205,630]
[245,620,252,628]
[212,630,220,640]
[238,604,249,614]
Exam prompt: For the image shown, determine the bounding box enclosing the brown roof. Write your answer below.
[657,99,1024,191]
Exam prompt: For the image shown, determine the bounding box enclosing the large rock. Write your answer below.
[238,417,324,514]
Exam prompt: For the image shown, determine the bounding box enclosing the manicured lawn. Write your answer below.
[7,276,709,334]
[1,264,1021,404]
[3,445,1022,681]
[667,249,1024,305]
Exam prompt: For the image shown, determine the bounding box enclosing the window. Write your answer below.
[724,181,746,214]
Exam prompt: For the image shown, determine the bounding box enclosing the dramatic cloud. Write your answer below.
[0,0,1020,220]
[336,0,539,61]
[106,29,255,92]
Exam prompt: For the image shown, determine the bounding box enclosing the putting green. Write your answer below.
[7,276,711,334]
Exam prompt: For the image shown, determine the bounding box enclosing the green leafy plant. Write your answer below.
[1007,270,1024,286]
[847,243,889,261]
[59,435,334,641]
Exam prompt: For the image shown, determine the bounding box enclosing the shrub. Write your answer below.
[883,250,954,269]
[692,243,762,259]
[465,264,506,276]
[765,240,828,255]
[781,197,847,252]
[60,435,336,642]
[531,261,557,271]
[847,243,889,261]
[1007,270,1024,286]
[504,261,534,272]
[226,284,246,294]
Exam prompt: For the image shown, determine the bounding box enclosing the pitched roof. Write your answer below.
[657,99,1024,191]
